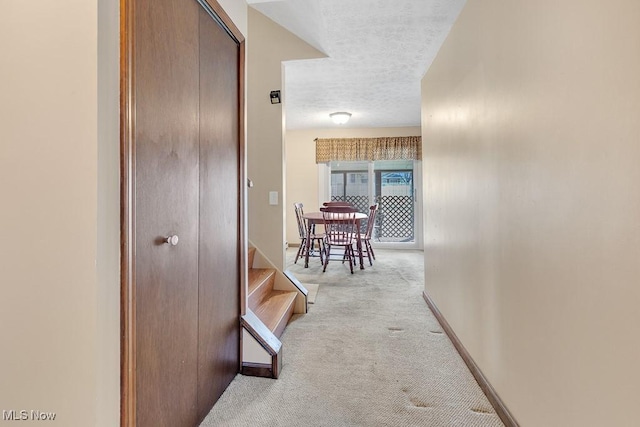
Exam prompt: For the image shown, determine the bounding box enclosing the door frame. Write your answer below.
[119,1,246,425]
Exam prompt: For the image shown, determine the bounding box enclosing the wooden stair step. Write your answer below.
[248,268,276,311]
[254,290,298,338]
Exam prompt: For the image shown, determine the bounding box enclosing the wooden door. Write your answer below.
[196,4,240,421]
[121,0,245,426]
[133,0,200,426]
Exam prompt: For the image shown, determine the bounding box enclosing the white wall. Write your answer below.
[96,0,120,424]
[285,127,421,245]
[218,0,248,36]
[247,8,324,269]
[421,0,640,425]
[0,2,99,425]
[0,1,248,425]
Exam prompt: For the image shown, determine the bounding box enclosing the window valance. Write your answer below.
[315,136,422,163]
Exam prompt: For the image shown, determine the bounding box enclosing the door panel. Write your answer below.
[374,161,415,243]
[196,6,240,420]
[134,0,200,426]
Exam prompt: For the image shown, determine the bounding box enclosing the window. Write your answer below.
[328,160,421,247]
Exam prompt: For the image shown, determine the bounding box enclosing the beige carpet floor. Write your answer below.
[200,249,504,427]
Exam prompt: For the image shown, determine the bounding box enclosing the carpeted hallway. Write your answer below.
[200,248,504,426]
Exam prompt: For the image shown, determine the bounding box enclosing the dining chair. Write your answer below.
[293,203,324,264]
[358,203,379,266]
[321,208,358,274]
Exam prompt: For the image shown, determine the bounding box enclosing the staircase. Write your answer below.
[241,246,308,378]
[248,251,297,338]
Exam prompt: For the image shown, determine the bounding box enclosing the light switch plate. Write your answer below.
[269,191,278,205]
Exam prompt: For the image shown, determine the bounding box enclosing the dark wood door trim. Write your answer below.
[120,0,246,425]
[196,0,243,44]
[119,0,136,425]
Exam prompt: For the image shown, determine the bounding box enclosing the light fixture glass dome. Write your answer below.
[329,112,352,125]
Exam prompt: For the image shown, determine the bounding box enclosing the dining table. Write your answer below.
[302,211,368,270]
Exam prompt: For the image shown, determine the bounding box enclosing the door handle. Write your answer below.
[164,235,179,246]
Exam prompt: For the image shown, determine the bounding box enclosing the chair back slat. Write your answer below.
[320,205,358,213]
[294,202,307,238]
[364,204,379,238]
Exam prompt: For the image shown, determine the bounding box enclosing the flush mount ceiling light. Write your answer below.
[329,112,352,125]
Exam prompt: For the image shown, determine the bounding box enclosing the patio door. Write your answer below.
[327,160,422,249]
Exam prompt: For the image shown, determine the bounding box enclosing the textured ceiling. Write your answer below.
[248,0,467,130]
